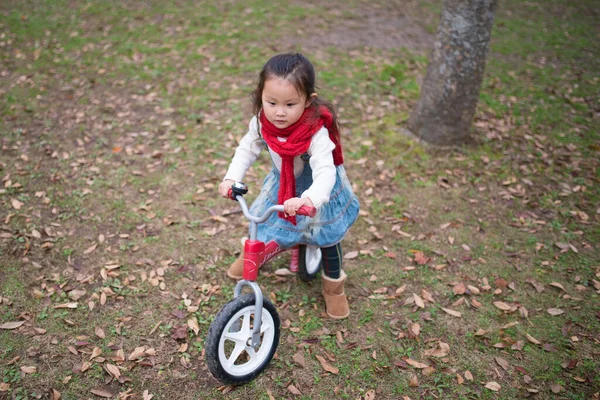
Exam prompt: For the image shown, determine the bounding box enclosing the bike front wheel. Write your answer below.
[205,293,280,385]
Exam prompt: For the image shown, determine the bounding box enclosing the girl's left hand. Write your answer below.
[283,197,314,216]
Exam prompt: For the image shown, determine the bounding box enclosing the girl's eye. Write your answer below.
[287,103,295,107]
[268,102,275,106]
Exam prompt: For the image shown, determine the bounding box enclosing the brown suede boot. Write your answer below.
[226,251,244,280]
[321,271,349,319]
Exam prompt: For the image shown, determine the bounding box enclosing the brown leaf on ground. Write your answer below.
[287,384,302,395]
[68,289,86,301]
[105,364,120,379]
[20,366,36,374]
[90,388,114,398]
[405,358,429,369]
[413,251,430,265]
[54,302,78,309]
[293,352,306,368]
[128,346,147,361]
[453,283,466,295]
[493,301,511,311]
[549,282,566,291]
[495,357,509,370]
[547,308,565,316]
[315,354,339,374]
[525,333,541,345]
[0,321,25,330]
[484,381,501,391]
[420,289,435,303]
[90,347,102,360]
[425,341,450,357]
[408,322,420,338]
[11,199,24,210]
[441,307,462,318]
[409,375,419,387]
[187,318,200,335]
[142,390,154,400]
[51,389,61,400]
[413,293,425,308]
[84,243,98,255]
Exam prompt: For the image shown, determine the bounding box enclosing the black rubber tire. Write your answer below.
[205,293,280,385]
[296,244,321,282]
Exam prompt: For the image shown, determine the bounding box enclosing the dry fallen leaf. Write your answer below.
[495,357,509,370]
[51,388,61,400]
[413,293,425,309]
[54,302,78,309]
[90,347,102,360]
[68,289,86,301]
[420,289,435,302]
[453,283,466,295]
[493,301,511,311]
[405,358,429,369]
[293,352,306,368]
[11,199,24,210]
[90,388,114,398]
[409,375,419,387]
[344,251,358,259]
[484,381,501,391]
[128,346,146,361]
[408,322,420,338]
[464,370,474,381]
[364,389,376,400]
[105,364,120,379]
[414,251,429,265]
[526,333,541,345]
[441,308,462,318]
[287,384,302,395]
[0,321,25,330]
[84,243,98,255]
[315,354,339,374]
[20,366,37,374]
[187,318,200,335]
[547,308,565,316]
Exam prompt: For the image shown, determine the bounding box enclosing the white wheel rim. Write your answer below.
[306,245,321,274]
[217,305,276,377]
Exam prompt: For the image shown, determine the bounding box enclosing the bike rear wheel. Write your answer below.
[205,293,280,385]
[296,245,322,282]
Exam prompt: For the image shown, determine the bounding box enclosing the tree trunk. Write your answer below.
[408,0,497,145]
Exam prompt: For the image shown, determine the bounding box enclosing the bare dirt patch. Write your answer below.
[287,4,434,52]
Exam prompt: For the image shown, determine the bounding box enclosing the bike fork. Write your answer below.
[233,280,264,348]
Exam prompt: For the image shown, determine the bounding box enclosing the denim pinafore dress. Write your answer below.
[249,150,360,249]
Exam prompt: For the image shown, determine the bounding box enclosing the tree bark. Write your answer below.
[408,0,497,145]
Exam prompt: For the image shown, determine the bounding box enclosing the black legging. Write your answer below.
[321,243,342,279]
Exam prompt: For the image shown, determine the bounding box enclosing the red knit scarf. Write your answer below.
[260,105,343,225]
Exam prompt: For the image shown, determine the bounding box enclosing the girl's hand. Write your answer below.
[283,197,314,216]
[218,179,235,198]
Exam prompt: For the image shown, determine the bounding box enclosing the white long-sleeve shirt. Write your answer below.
[224,116,337,208]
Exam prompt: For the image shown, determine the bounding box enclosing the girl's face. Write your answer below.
[261,78,310,129]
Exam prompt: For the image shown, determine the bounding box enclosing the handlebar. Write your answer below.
[227,185,317,221]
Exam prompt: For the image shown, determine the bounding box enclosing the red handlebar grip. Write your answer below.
[227,188,235,200]
[297,205,317,218]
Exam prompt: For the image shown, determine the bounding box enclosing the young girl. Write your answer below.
[218,53,360,319]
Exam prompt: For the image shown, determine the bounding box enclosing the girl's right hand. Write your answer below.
[218,179,235,198]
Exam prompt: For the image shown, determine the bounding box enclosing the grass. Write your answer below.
[1,0,599,398]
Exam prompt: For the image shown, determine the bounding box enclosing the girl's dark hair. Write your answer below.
[251,53,340,136]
